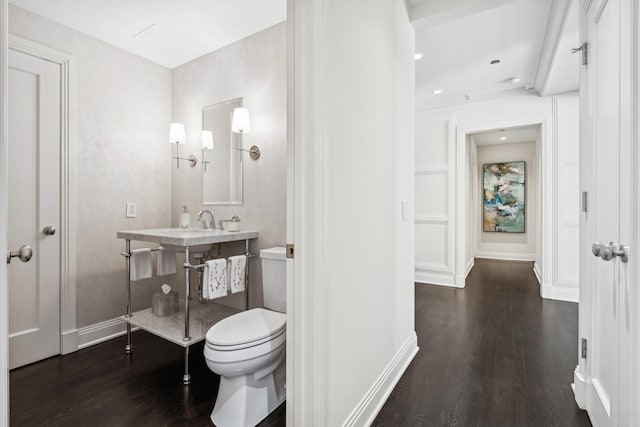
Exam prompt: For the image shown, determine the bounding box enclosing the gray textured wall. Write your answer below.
[9,5,174,327]
[171,22,287,309]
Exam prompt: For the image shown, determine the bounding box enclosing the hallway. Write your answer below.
[374,259,591,426]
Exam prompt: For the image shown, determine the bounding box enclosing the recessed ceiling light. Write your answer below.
[414,53,423,60]
[500,136,508,141]
[509,77,521,84]
[490,59,501,65]
[432,89,443,95]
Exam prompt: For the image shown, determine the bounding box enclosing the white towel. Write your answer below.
[203,258,228,300]
[130,248,152,281]
[228,255,247,294]
[157,247,177,276]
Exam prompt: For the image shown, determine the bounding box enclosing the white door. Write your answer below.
[7,48,61,369]
[582,0,634,425]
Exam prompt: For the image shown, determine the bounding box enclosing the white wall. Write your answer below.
[292,0,417,424]
[475,140,538,260]
[415,92,580,302]
[551,93,579,296]
[9,5,173,327]
[171,23,287,310]
[464,136,476,275]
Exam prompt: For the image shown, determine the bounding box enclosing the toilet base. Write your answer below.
[211,359,286,427]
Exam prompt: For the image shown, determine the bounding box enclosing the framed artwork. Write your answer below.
[483,161,525,233]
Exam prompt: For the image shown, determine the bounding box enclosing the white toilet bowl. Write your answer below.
[204,307,286,427]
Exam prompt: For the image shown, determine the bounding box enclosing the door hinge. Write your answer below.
[286,243,294,259]
[572,42,588,66]
[581,191,588,213]
[581,338,587,359]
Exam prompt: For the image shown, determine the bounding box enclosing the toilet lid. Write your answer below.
[206,308,286,346]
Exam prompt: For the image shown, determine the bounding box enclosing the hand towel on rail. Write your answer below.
[203,258,228,300]
[157,247,177,276]
[130,248,152,281]
[228,255,247,294]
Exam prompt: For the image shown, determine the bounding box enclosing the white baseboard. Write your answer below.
[77,317,138,350]
[465,258,475,278]
[573,365,588,410]
[540,283,579,303]
[533,262,542,285]
[415,270,458,287]
[342,332,419,427]
[475,251,535,262]
[61,328,79,355]
[588,378,611,423]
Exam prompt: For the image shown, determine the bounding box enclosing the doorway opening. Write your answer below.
[465,125,541,282]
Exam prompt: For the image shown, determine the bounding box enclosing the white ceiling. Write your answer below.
[539,0,579,96]
[413,0,553,109]
[471,125,538,146]
[9,0,287,69]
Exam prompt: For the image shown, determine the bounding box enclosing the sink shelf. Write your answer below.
[121,302,240,348]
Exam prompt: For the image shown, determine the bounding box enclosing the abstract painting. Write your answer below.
[483,161,525,233]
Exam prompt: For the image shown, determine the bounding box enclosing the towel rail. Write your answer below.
[120,247,162,258]
[185,253,256,270]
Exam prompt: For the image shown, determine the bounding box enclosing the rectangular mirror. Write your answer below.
[202,97,243,205]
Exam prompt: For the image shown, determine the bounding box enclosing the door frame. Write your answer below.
[455,115,552,292]
[7,35,78,356]
[1,0,9,423]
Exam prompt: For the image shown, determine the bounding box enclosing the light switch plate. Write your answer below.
[126,202,137,218]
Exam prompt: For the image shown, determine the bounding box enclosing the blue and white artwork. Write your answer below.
[483,161,525,233]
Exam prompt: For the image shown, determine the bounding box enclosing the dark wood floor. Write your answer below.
[374,258,592,427]
[10,331,285,426]
[11,258,591,426]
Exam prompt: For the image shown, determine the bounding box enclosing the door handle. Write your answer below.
[610,242,629,263]
[592,241,629,263]
[43,225,56,235]
[6,245,33,264]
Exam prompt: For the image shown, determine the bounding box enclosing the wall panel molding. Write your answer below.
[415,113,456,284]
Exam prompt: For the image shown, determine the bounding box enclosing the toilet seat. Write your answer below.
[205,328,285,364]
[206,308,286,351]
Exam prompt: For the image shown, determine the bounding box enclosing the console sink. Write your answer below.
[116,228,259,253]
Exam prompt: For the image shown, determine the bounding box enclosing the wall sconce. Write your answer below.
[202,130,214,172]
[232,107,260,160]
[169,122,197,168]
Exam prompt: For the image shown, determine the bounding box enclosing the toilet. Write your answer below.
[204,247,287,427]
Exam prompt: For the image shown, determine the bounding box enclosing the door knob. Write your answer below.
[592,241,629,263]
[43,225,56,235]
[6,245,33,264]
[599,244,614,261]
[592,242,603,257]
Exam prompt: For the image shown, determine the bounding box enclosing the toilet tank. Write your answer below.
[260,247,286,313]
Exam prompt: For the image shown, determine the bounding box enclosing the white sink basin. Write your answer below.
[117,227,259,254]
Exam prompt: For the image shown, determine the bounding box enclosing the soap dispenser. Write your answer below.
[181,206,191,228]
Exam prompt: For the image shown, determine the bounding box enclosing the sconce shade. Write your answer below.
[169,123,186,144]
[231,108,251,133]
[202,130,214,150]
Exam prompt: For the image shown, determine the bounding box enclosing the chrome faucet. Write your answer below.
[197,210,216,230]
